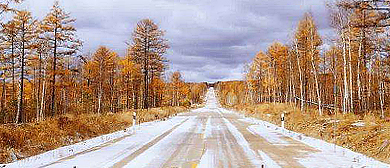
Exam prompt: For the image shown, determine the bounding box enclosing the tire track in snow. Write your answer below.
[203,116,212,139]
[160,117,202,167]
[198,149,215,168]
[257,150,282,168]
[226,113,309,167]
[110,118,190,168]
[222,117,263,167]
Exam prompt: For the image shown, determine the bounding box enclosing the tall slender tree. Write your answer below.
[41,1,81,117]
[1,20,18,99]
[89,46,117,114]
[128,19,168,109]
[294,13,323,114]
[14,10,36,123]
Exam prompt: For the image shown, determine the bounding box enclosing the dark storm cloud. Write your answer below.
[22,0,331,82]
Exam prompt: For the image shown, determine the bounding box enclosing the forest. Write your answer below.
[214,0,390,162]
[0,0,208,124]
[217,0,390,118]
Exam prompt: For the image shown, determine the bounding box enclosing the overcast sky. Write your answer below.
[20,0,333,83]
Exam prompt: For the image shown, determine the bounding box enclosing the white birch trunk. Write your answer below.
[310,24,322,115]
[357,41,362,111]
[342,33,349,114]
[295,42,304,111]
[39,68,46,121]
[348,28,354,113]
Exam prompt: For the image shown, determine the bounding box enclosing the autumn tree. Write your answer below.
[294,13,323,114]
[14,10,36,123]
[267,42,289,103]
[215,81,247,106]
[0,0,22,16]
[86,46,117,114]
[32,21,51,121]
[119,55,135,110]
[246,51,270,103]
[1,20,18,98]
[128,19,169,109]
[41,1,81,117]
[169,71,185,106]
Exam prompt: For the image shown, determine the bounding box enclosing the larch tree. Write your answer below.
[41,1,81,117]
[119,55,137,110]
[267,42,289,103]
[1,20,18,98]
[129,19,169,109]
[249,51,270,103]
[14,10,36,123]
[89,46,117,114]
[171,71,184,106]
[0,0,22,16]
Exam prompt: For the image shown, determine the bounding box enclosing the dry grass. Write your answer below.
[230,103,390,164]
[136,106,188,123]
[0,106,190,164]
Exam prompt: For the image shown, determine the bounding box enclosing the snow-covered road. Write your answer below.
[4,88,390,168]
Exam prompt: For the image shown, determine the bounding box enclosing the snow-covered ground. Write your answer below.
[2,88,389,168]
[1,116,191,168]
[239,114,390,168]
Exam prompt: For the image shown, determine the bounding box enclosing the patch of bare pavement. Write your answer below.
[17,88,390,168]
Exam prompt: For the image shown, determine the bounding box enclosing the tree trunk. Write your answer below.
[311,56,322,115]
[98,65,103,114]
[36,53,42,121]
[50,27,58,117]
[16,25,26,124]
[1,77,5,123]
[368,55,373,112]
[310,25,322,115]
[347,28,354,113]
[143,34,149,109]
[39,66,46,121]
[11,36,15,99]
[342,34,349,114]
[379,67,385,118]
[295,42,304,111]
[357,40,362,112]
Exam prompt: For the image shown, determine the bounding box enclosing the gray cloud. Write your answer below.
[21,0,331,82]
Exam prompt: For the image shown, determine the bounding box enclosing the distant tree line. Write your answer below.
[0,1,208,124]
[216,0,390,118]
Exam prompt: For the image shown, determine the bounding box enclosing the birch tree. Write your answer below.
[294,13,323,114]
